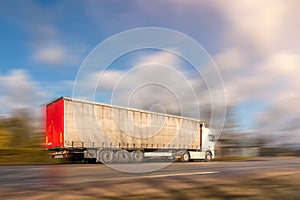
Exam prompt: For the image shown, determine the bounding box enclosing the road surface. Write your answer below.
[1,157,300,199]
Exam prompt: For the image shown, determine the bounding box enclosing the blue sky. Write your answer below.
[0,0,300,143]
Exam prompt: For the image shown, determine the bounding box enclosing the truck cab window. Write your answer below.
[208,135,215,142]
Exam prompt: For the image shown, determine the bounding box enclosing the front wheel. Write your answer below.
[205,152,212,162]
[181,152,190,162]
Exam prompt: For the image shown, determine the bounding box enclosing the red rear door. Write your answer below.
[45,98,64,148]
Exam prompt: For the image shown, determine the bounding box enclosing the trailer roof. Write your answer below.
[46,96,205,124]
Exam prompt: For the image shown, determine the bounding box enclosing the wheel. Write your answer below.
[131,150,144,163]
[181,152,190,162]
[100,150,114,163]
[116,150,130,163]
[205,152,212,162]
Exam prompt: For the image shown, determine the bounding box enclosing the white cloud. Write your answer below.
[32,44,67,64]
[29,25,88,66]
[215,0,288,53]
[76,51,212,119]
[214,47,300,137]
[0,69,47,112]
[255,52,300,123]
[205,1,300,140]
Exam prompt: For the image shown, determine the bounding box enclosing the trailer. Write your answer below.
[44,97,216,163]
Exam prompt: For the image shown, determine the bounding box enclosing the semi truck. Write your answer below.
[44,97,216,163]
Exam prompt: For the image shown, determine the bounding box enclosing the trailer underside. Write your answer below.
[49,147,213,163]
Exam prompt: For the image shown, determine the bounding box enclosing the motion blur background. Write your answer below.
[0,0,300,159]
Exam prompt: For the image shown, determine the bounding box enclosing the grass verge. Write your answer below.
[0,148,64,165]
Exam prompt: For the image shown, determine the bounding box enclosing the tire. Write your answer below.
[101,150,114,163]
[131,150,144,163]
[116,150,130,163]
[181,152,190,162]
[205,152,212,162]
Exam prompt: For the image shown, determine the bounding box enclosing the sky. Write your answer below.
[0,0,300,144]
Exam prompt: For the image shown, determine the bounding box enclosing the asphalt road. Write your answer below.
[1,157,300,199]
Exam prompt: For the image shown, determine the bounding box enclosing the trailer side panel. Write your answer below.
[63,98,202,150]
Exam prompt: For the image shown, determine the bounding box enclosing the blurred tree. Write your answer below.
[215,106,240,159]
[0,109,39,148]
[0,129,11,147]
[9,109,30,147]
